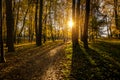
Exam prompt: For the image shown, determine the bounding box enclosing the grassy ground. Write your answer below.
[0,40,65,80]
[62,40,120,80]
[1,40,120,80]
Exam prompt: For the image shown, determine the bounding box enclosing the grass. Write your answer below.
[61,43,72,79]
[3,40,64,59]
[62,40,120,80]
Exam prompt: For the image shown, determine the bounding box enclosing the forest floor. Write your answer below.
[0,41,68,80]
[66,39,120,80]
[0,39,120,80]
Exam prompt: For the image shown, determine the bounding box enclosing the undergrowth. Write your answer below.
[62,40,120,80]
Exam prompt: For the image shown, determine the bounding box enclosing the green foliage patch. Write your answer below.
[63,40,120,80]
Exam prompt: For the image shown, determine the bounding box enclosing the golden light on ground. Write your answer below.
[68,20,74,28]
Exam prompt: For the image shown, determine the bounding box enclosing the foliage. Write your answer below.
[62,40,120,80]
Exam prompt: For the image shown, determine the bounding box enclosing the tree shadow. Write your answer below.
[70,44,91,80]
[0,43,64,80]
[91,41,120,62]
[70,42,120,80]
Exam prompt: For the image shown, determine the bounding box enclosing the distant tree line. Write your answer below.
[72,0,120,48]
[0,0,71,62]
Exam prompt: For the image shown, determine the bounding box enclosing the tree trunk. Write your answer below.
[6,0,15,52]
[83,0,90,49]
[43,12,47,43]
[72,0,76,46]
[18,5,30,38]
[38,0,43,46]
[114,0,118,29]
[0,0,5,62]
[49,0,54,42]
[75,0,81,44]
[114,0,120,39]
[14,0,20,44]
[80,4,84,41]
[35,0,39,46]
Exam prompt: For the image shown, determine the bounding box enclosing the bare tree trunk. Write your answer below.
[49,0,54,42]
[80,4,84,41]
[72,0,76,46]
[0,0,5,63]
[75,0,81,44]
[114,0,120,38]
[43,5,47,43]
[18,0,32,41]
[114,0,118,29]
[83,0,90,49]
[14,0,20,44]
[38,0,43,45]
[35,0,39,46]
[6,0,15,52]
[18,5,30,37]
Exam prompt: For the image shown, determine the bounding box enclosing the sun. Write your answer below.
[68,20,74,28]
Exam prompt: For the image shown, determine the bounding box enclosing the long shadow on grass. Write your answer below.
[0,43,64,80]
[70,43,120,80]
[70,44,92,80]
[91,41,120,62]
[86,48,120,79]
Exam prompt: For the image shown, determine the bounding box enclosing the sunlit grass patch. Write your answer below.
[90,40,120,62]
[61,40,120,79]
[61,43,72,79]
[87,40,120,78]
[65,43,72,54]
[80,46,97,66]
[89,45,120,68]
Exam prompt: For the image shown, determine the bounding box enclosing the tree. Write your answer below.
[114,0,118,29]
[72,0,76,46]
[18,0,32,41]
[75,0,81,44]
[14,0,20,43]
[83,0,90,49]
[38,0,43,46]
[0,0,5,62]
[5,0,15,52]
[113,0,120,38]
[72,0,81,46]
[35,0,39,46]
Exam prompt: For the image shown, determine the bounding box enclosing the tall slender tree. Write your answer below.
[38,0,43,46]
[6,0,15,52]
[113,0,120,38]
[114,0,118,29]
[83,0,90,49]
[75,0,81,44]
[35,0,39,46]
[72,0,76,46]
[14,0,20,43]
[0,0,5,62]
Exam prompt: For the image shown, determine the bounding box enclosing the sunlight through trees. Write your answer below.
[0,0,120,77]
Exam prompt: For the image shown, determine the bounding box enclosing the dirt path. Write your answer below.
[0,42,65,80]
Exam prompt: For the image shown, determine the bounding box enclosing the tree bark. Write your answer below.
[72,0,76,46]
[14,0,20,44]
[114,0,120,38]
[38,0,43,46]
[83,0,90,49]
[35,0,39,46]
[43,5,47,43]
[75,0,81,44]
[0,0,5,62]
[49,0,54,42]
[114,0,118,29]
[6,0,15,52]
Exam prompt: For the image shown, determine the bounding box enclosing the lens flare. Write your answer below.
[68,20,73,28]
